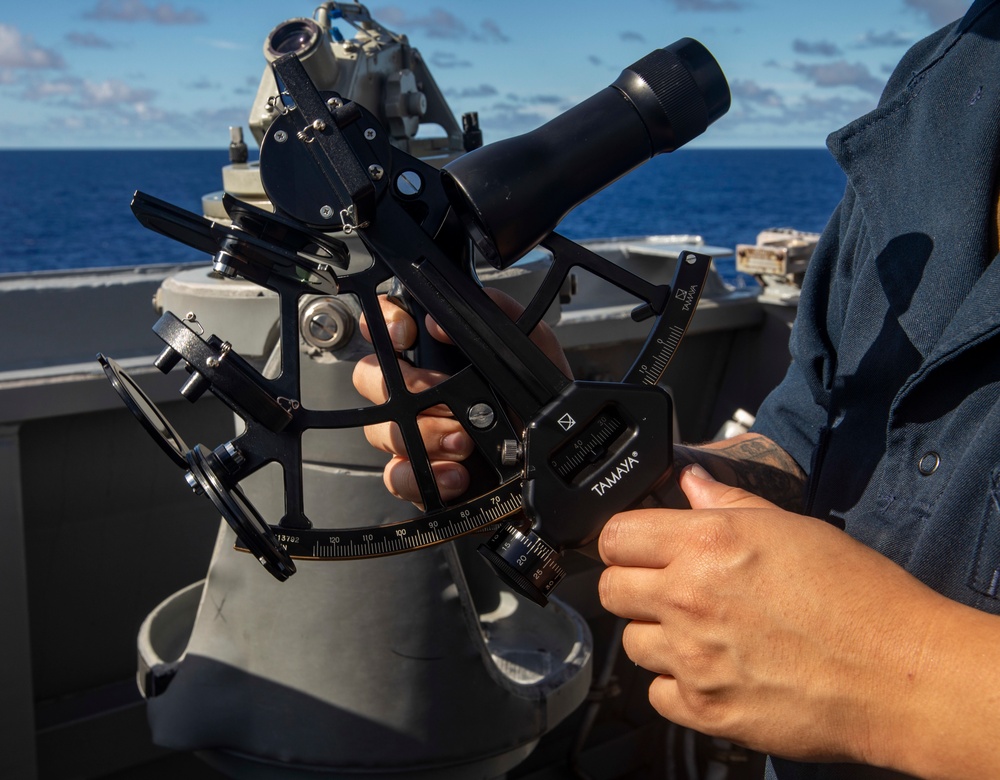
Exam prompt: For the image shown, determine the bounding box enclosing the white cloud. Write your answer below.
[903,0,969,27]
[731,79,785,108]
[82,78,156,106]
[201,38,243,51]
[373,7,509,42]
[20,75,156,109]
[793,39,842,57]
[793,60,885,95]
[0,24,65,69]
[66,31,116,49]
[430,51,472,69]
[854,29,914,48]
[32,78,80,98]
[443,84,499,99]
[83,0,206,25]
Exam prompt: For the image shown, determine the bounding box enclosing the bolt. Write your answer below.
[184,471,203,495]
[309,312,339,340]
[327,97,344,110]
[311,119,327,132]
[395,170,423,197]
[368,164,384,181]
[274,130,288,143]
[364,127,377,140]
[219,441,246,473]
[154,345,182,374]
[179,370,211,402]
[213,250,238,278]
[300,297,355,351]
[560,272,578,304]
[468,403,495,430]
[320,205,335,220]
[501,439,523,466]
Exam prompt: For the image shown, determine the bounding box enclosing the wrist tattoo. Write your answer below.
[673,434,806,512]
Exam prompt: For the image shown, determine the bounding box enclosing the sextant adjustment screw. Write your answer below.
[309,313,338,341]
[184,471,203,495]
[179,370,211,402]
[274,130,288,143]
[327,97,344,110]
[300,297,355,351]
[395,170,423,197]
[368,164,385,181]
[154,345,182,374]
[364,127,377,140]
[468,403,495,430]
[212,250,238,278]
[319,205,335,220]
[501,439,523,466]
[218,441,245,473]
[560,273,579,304]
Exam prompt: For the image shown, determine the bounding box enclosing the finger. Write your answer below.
[598,494,781,569]
[421,288,573,378]
[679,464,779,511]
[598,508,687,567]
[620,620,674,676]
[383,456,470,504]
[352,353,453,406]
[599,565,670,622]
[359,288,572,379]
[364,417,474,461]
[358,295,417,351]
[646,675,693,728]
[483,288,573,378]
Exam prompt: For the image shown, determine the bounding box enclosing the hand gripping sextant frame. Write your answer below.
[99,41,729,605]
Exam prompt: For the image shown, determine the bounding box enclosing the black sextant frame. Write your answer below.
[99,51,715,603]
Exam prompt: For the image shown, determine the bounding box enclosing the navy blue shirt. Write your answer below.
[752,1,1000,776]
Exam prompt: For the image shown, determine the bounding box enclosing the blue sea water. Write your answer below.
[0,148,846,278]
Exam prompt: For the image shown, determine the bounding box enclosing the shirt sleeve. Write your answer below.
[751,354,829,475]
[751,191,854,476]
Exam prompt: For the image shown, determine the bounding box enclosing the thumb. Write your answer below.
[679,463,778,511]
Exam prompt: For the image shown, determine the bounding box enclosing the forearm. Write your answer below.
[653,432,807,512]
[877,595,1000,779]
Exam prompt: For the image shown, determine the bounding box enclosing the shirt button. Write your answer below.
[918,451,940,475]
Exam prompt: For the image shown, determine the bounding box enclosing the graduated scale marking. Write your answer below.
[552,414,627,479]
[246,479,527,560]
[637,324,686,385]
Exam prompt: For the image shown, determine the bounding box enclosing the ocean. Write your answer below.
[0,148,846,279]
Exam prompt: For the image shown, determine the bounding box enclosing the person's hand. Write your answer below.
[598,464,950,767]
[351,289,571,505]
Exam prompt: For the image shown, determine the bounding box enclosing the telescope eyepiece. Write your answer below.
[442,38,730,269]
[613,37,731,154]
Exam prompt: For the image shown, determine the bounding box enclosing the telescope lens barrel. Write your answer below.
[264,17,341,87]
[267,18,323,58]
[442,38,730,269]
[614,37,731,153]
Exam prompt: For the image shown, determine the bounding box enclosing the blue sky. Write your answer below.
[0,0,971,149]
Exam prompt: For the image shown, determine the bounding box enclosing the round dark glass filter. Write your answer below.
[187,444,296,582]
[98,353,190,469]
